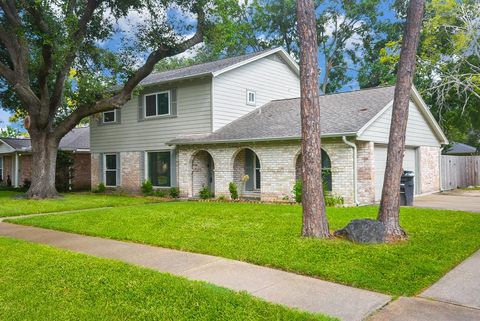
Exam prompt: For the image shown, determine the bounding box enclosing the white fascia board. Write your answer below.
[410,86,449,145]
[211,47,300,77]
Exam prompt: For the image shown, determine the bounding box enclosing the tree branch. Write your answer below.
[49,0,102,116]
[54,5,206,140]
[26,4,53,105]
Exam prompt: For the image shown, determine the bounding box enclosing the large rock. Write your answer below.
[334,219,386,244]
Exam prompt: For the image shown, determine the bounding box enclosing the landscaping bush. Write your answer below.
[199,186,213,199]
[22,179,31,189]
[228,182,238,200]
[292,180,343,207]
[292,180,302,203]
[155,189,167,197]
[169,187,180,198]
[324,194,344,207]
[94,183,106,193]
[141,180,154,196]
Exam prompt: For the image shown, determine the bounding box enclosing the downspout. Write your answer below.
[342,136,358,205]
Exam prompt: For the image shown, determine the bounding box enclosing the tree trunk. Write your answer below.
[297,0,330,238]
[26,132,60,198]
[378,0,425,242]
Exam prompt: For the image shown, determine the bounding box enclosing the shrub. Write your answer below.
[141,180,154,196]
[325,194,344,207]
[292,180,302,203]
[22,179,31,189]
[217,195,226,201]
[94,183,106,193]
[199,186,213,199]
[155,189,167,197]
[169,187,180,198]
[228,182,238,200]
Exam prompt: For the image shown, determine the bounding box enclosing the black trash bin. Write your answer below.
[400,170,415,206]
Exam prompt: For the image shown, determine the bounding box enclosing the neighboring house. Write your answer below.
[0,127,91,190]
[90,47,448,204]
[444,142,478,156]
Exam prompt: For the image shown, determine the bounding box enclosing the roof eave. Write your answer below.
[167,132,357,146]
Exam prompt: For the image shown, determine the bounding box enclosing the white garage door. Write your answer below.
[374,145,418,201]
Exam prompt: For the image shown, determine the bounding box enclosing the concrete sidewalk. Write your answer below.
[370,249,480,321]
[0,222,390,321]
[369,297,480,321]
[420,250,480,309]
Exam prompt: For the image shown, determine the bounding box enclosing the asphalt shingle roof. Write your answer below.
[445,142,478,155]
[168,86,396,145]
[0,127,90,152]
[139,49,277,86]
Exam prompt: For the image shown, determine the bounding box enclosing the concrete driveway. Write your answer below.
[414,189,480,212]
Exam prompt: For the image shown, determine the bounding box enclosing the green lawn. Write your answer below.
[10,202,480,296]
[0,190,159,217]
[0,237,331,321]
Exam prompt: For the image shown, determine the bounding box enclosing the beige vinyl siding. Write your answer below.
[90,78,212,153]
[0,143,14,153]
[212,53,300,131]
[359,101,441,147]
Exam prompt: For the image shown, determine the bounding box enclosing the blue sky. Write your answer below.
[0,0,399,130]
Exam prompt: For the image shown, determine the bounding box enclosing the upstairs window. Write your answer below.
[246,90,256,106]
[145,91,170,117]
[103,110,116,123]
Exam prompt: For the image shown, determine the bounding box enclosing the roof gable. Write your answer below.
[139,47,299,87]
[357,86,448,145]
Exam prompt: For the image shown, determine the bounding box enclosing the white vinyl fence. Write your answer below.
[441,155,480,190]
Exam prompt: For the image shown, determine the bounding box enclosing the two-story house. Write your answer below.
[90,47,448,204]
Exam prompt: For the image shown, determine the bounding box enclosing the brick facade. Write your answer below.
[91,153,101,189]
[356,141,375,204]
[177,139,356,204]
[120,152,142,193]
[72,153,91,190]
[419,146,440,194]
[19,154,32,186]
[90,140,442,205]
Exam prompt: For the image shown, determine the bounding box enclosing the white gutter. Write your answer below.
[342,136,358,205]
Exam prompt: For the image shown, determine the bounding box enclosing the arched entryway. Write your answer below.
[295,149,332,191]
[191,150,215,197]
[233,148,261,197]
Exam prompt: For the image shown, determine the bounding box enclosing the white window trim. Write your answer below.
[102,110,116,123]
[144,150,173,188]
[246,89,256,106]
[103,153,118,187]
[144,90,171,118]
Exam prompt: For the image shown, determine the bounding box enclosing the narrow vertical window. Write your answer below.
[254,153,261,189]
[0,156,3,182]
[104,154,118,187]
[246,90,256,106]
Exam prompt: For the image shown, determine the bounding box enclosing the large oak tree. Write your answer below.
[0,0,221,198]
[296,0,330,238]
